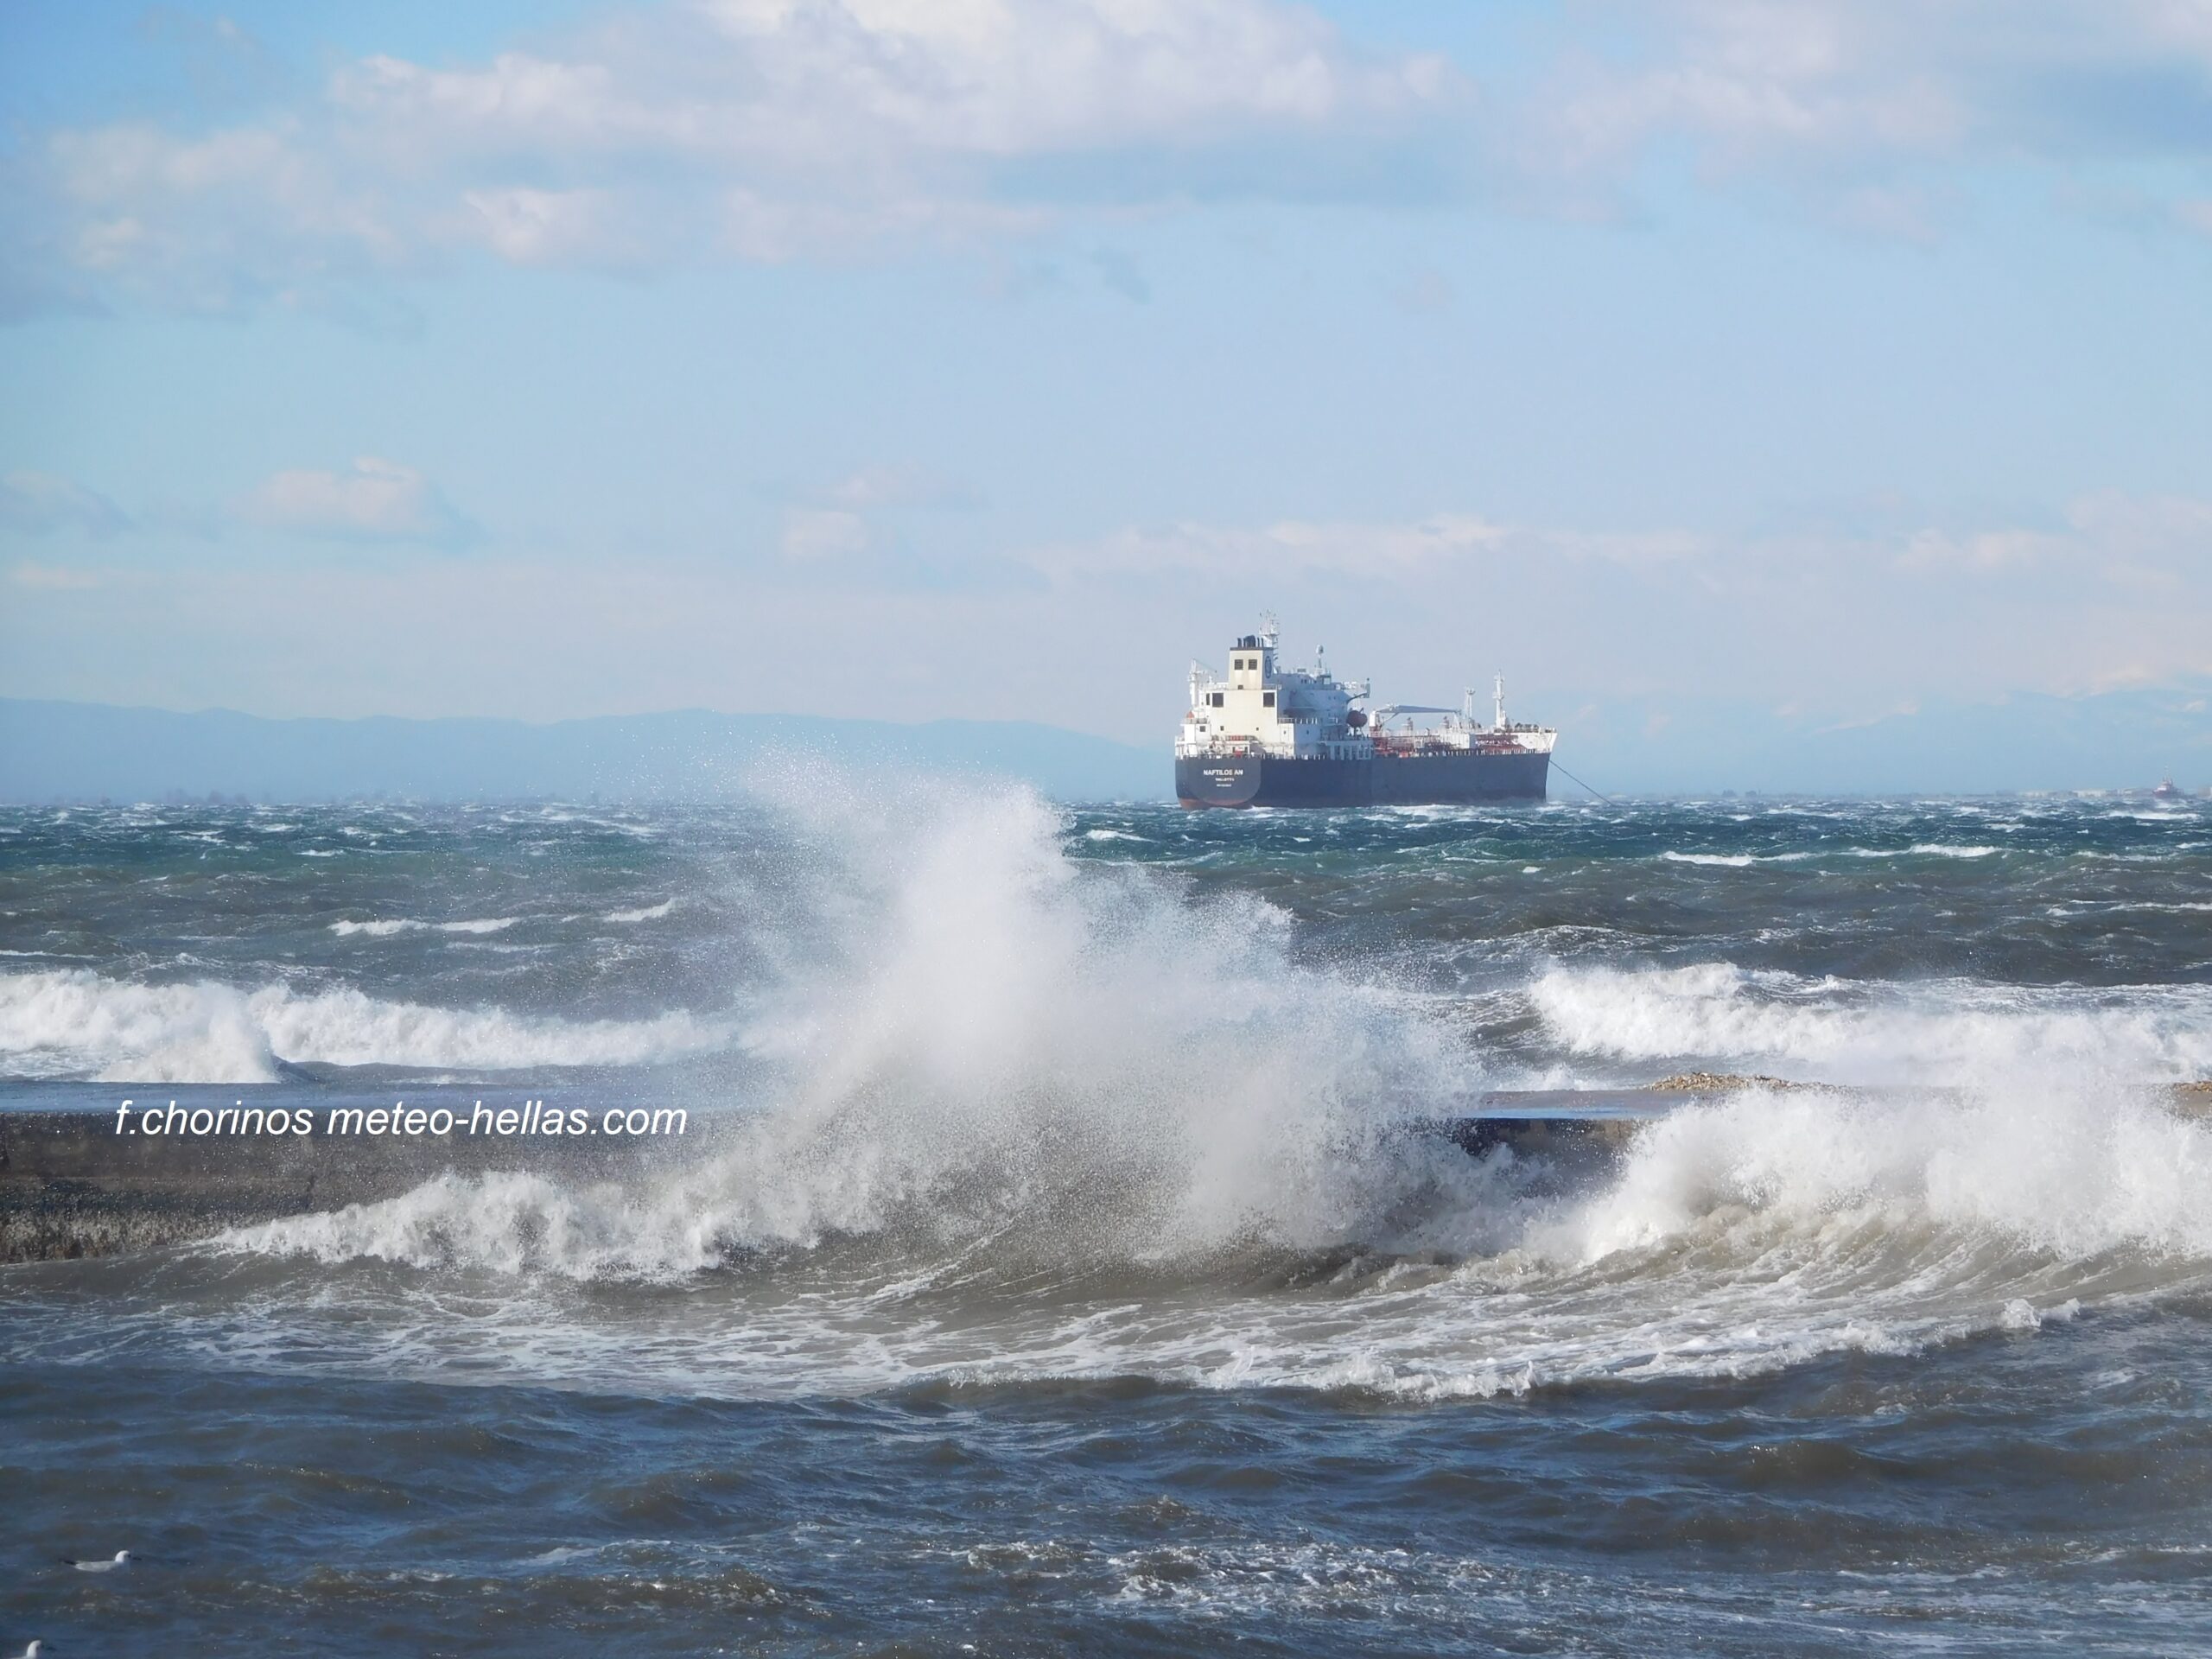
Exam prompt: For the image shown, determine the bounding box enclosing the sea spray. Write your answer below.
[238,781,1502,1276]
[214,785,2212,1407]
[12,785,2209,1401]
[15,790,2212,1654]
[212,1077,2212,1400]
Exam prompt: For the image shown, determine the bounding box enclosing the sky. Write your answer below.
[2,0,2209,782]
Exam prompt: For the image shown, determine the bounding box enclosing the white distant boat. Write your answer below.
[2153,778,2182,799]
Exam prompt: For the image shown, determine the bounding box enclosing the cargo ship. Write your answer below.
[1174,619,1556,807]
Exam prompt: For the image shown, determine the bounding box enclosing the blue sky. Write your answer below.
[2,0,2209,776]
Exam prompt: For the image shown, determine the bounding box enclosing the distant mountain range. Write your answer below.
[2,685,2205,804]
[1560,681,2212,798]
[0,700,1167,804]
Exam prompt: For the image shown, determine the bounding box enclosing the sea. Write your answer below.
[3,781,2211,1656]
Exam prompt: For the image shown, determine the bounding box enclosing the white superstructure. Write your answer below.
[1177,618,1372,761]
[1174,618,1558,761]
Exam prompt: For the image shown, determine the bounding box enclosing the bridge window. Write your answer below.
[1262,691,1276,707]
[1210,692,1224,707]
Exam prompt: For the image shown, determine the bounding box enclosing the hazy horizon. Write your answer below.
[3,690,2204,802]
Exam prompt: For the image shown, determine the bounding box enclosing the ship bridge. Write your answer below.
[1176,618,1371,761]
[1175,620,1554,762]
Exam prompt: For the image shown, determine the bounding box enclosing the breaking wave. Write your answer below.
[0,969,733,1084]
[1528,962,2212,1087]
[237,782,1491,1276]
[330,917,520,938]
[216,1078,2212,1401]
[211,784,2212,1401]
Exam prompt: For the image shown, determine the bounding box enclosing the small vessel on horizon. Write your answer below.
[2153,778,2182,799]
[1174,618,1556,807]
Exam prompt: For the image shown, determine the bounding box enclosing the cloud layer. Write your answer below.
[0,461,470,550]
[237,458,473,544]
[10,0,2212,315]
[0,471,131,537]
[13,481,2206,728]
[7,0,1448,310]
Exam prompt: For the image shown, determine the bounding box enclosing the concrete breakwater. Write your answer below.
[9,1082,2208,1263]
[4,1088,1680,1263]
[1,1094,706,1262]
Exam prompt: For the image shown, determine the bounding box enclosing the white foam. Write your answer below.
[1527,962,2212,1088]
[602,900,675,923]
[238,781,1484,1277]
[0,968,731,1083]
[0,972,282,1084]
[211,1081,2212,1403]
[200,783,2212,1404]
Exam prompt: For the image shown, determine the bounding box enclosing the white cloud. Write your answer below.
[10,491,2207,741]
[1896,527,2060,574]
[775,463,982,566]
[40,120,404,304]
[823,463,980,511]
[331,1,1443,166]
[7,0,2210,304]
[1532,0,2212,206]
[1538,2,1960,173]
[458,188,626,267]
[779,505,873,561]
[1030,512,1705,580]
[8,561,103,591]
[2063,489,2212,543]
[1888,490,2212,592]
[239,458,471,543]
[1013,493,2212,696]
[9,0,1448,308]
[0,471,131,537]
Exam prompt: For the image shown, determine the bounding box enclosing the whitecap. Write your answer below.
[329,917,519,938]
[0,967,732,1083]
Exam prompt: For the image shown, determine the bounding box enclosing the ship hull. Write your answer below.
[1176,751,1550,807]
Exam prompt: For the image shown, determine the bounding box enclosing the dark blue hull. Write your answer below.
[1176,751,1549,807]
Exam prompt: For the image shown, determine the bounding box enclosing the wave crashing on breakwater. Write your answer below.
[182,784,2212,1402]
[4,782,2209,1401]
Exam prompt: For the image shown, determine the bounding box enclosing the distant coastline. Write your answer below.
[2,688,2206,804]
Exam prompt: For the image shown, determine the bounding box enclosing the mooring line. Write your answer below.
[1551,760,1612,804]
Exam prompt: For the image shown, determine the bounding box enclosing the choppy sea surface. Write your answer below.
[4,784,2211,1655]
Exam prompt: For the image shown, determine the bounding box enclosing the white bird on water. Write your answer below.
[65,1549,130,1572]
[11,1642,45,1658]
